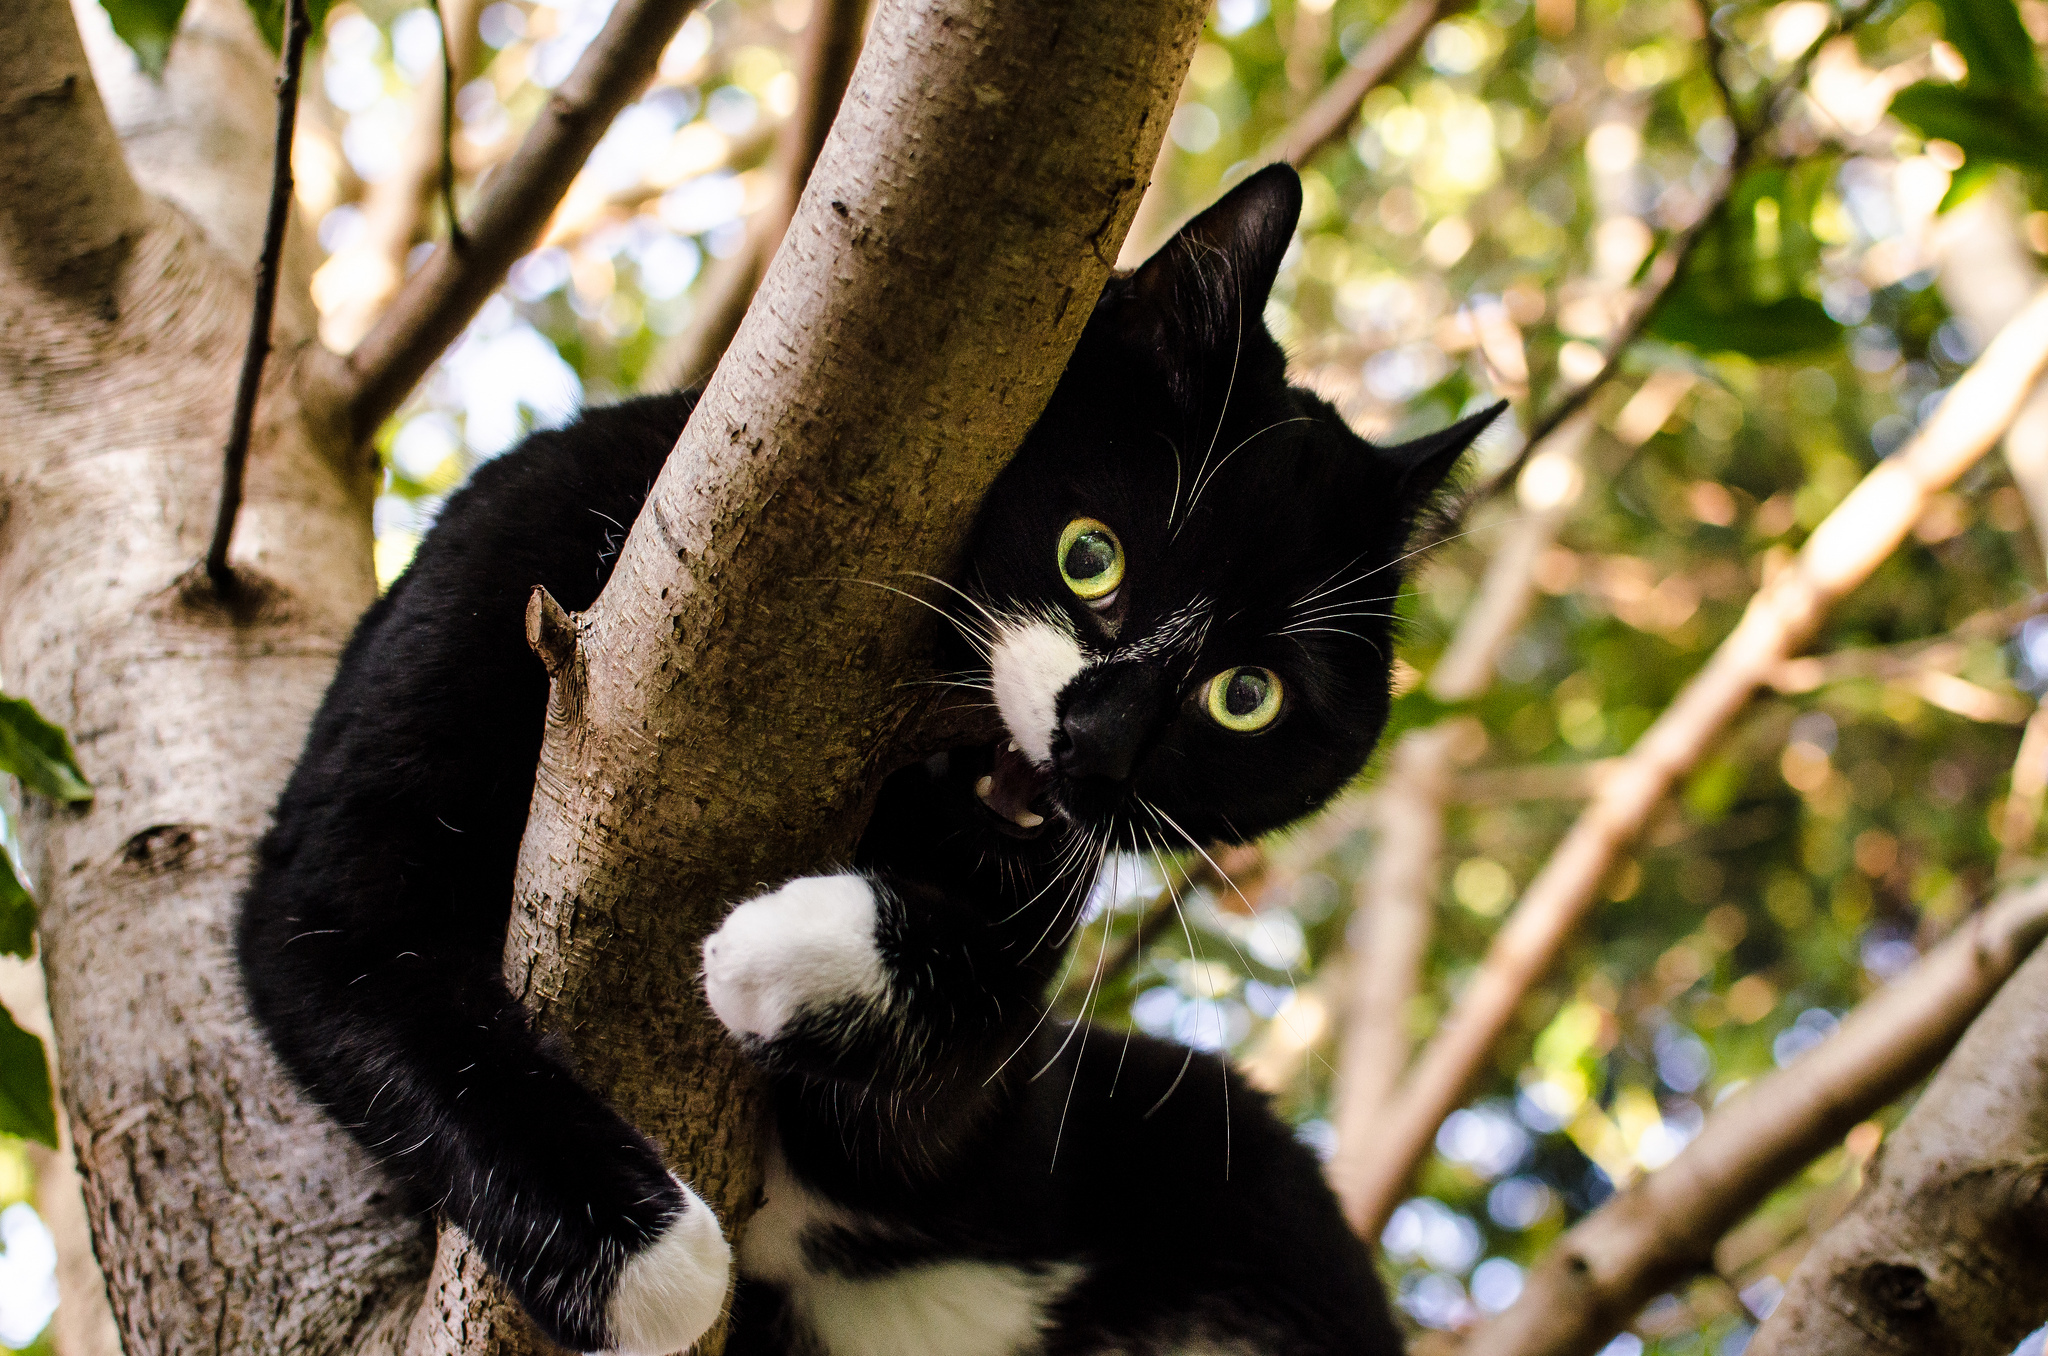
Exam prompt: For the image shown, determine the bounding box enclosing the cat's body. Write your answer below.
[238,165,1499,1354]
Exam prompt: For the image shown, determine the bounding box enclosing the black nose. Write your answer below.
[1052,664,1159,783]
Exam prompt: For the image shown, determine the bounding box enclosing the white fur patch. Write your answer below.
[741,1145,1078,1356]
[702,874,889,1041]
[991,616,1088,766]
[602,1179,731,1356]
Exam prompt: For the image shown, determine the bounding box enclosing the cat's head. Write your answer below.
[953,164,1501,853]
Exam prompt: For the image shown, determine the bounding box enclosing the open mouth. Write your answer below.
[973,739,1056,838]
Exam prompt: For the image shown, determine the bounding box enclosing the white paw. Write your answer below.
[702,874,891,1041]
[601,1179,731,1356]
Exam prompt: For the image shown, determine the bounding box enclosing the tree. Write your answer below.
[8,0,2048,1352]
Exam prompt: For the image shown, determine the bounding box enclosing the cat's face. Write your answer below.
[951,166,1499,854]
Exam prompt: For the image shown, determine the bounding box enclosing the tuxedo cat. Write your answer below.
[238,164,1500,1354]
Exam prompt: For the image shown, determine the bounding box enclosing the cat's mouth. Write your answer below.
[973,739,1055,838]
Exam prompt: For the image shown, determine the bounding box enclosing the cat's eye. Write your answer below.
[1058,517,1124,604]
[1204,667,1283,732]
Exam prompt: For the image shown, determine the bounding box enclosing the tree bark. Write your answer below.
[1747,939,2048,1356]
[1467,877,2048,1356]
[2,0,427,1349]
[393,0,1207,1346]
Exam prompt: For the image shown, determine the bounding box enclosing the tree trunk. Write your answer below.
[1746,939,2048,1356]
[1,0,427,1349]
[415,0,1207,1344]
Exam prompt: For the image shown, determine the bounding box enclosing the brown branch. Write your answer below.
[1430,411,1594,701]
[1748,899,2048,1355]
[1463,876,2048,1356]
[643,0,869,391]
[1265,0,1473,168]
[401,0,1206,1344]
[1329,726,1460,1216]
[315,0,482,352]
[0,0,150,330]
[324,0,702,444]
[205,0,309,596]
[1341,284,2048,1242]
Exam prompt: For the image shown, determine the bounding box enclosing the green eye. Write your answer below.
[1205,667,1283,732]
[1058,517,1124,602]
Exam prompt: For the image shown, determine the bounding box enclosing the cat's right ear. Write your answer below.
[1100,164,1303,389]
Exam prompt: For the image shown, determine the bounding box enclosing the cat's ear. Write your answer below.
[1107,163,1303,373]
[1375,401,1509,514]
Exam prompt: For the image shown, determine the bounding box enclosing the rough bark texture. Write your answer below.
[2,0,429,1350]
[393,0,1205,1346]
[1748,938,2048,1356]
[1467,877,2048,1356]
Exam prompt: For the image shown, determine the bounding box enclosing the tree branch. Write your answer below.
[643,0,870,391]
[1330,725,1461,1217]
[1471,0,1870,503]
[205,0,309,596]
[323,0,702,444]
[314,0,483,353]
[1341,283,2048,1241]
[1429,411,1594,701]
[407,0,1208,1344]
[1265,0,1474,168]
[1463,876,2048,1356]
[1747,904,2048,1355]
[0,0,149,315]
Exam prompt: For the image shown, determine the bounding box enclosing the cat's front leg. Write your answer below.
[700,873,899,1072]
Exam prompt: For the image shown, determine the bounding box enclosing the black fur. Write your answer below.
[237,163,1501,1353]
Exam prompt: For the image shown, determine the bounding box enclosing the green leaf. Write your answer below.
[97,0,189,77]
[1930,0,2041,93]
[1650,288,1842,358]
[0,1006,56,1149]
[0,855,34,962]
[1889,82,2048,171]
[0,697,91,804]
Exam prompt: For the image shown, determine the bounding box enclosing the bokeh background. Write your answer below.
[10,0,2048,1348]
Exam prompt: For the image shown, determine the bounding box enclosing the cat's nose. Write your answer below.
[1052,664,1158,784]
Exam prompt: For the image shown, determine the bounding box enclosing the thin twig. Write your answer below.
[326,0,703,443]
[428,0,465,252]
[206,0,311,596]
[1471,0,1872,503]
[1265,0,1474,168]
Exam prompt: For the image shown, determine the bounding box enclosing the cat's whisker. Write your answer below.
[825,576,998,656]
[1183,416,1316,525]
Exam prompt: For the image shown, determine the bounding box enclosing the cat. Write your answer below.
[237,162,1501,1355]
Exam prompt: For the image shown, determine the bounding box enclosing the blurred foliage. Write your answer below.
[205,0,2048,1347]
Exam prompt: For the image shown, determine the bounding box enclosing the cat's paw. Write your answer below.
[701,873,891,1041]
[599,1179,731,1356]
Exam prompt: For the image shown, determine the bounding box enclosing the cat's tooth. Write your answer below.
[1005,739,1020,754]
[1014,810,1045,829]
[975,775,995,800]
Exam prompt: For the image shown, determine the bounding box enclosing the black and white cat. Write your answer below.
[237,164,1500,1355]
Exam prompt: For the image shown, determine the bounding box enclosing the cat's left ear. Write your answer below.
[1107,163,1303,376]
[1375,401,1510,515]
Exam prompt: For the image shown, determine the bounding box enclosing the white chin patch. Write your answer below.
[990,617,1087,766]
[702,874,889,1041]
[602,1179,731,1356]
